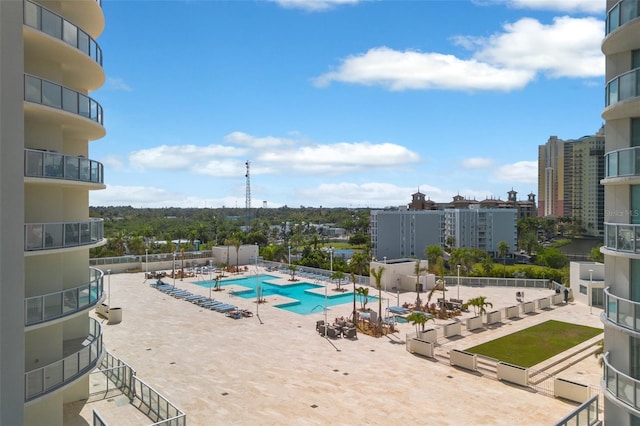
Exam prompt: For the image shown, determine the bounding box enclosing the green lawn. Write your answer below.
[465,320,602,368]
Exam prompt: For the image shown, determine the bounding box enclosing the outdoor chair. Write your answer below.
[343,327,356,339]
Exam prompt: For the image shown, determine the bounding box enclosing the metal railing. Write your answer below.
[25,317,103,401]
[605,146,640,178]
[25,267,104,326]
[24,74,103,125]
[603,351,640,412]
[23,0,103,65]
[554,394,601,425]
[607,0,640,34]
[604,222,640,253]
[25,218,104,251]
[603,286,640,333]
[606,67,640,107]
[25,148,103,184]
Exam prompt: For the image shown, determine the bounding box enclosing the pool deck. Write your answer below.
[70,269,605,425]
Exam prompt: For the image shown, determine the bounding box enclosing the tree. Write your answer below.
[225,236,243,274]
[413,259,427,308]
[356,286,369,311]
[406,311,435,335]
[330,270,346,291]
[497,241,510,278]
[425,245,443,273]
[480,254,494,276]
[535,247,569,269]
[467,296,493,316]
[287,264,298,281]
[589,244,604,263]
[370,266,385,336]
[349,251,369,276]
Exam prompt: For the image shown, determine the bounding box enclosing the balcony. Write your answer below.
[24,317,103,402]
[605,68,640,109]
[24,74,104,141]
[604,351,640,414]
[604,146,640,183]
[24,149,104,187]
[603,286,640,334]
[607,0,640,35]
[25,219,104,252]
[604,222,640,253]
[25,268,104,327]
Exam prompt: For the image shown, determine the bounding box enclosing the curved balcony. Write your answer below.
[605,68,640,108]
[24,219,104,252]
[604,222,640,254]
[24,74,104,141]
[24,149,104,187]
[24,0,102,66]
[25,268,104,327]
[604,146,640,182]
[604,351,640,415]
[40,0,104,39]
[606,0,640,35]
[24,317,103,402]
[603,286,640,334]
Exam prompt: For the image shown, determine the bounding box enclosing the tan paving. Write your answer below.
[74,270,605,425]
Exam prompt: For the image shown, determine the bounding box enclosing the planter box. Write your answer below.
[466,316,483,331]
[486,310,502,325]
[522,301,535,314]
[554,377,591,403]
[410,338,434,358]
[450,349,477,371]
[537,297,550,310]
[443,322,461,338]
[506,305,519,319]
[108,307,123,325]
[419,328,437,343]
[552,293,565,305]
[497,362,528,386]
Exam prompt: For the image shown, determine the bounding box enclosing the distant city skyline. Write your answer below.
[90,0,605,208]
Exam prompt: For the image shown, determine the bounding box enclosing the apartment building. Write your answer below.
[601,1,640,423]
[1,1,107,423]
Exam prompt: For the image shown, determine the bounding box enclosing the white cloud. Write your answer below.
[494,160,538,183]
[461,157,495,169]
[270,0,359,11]
[106,77,133,92]
[314,47,534,91]
[128,144,247,172]
[100,154,125,170]
[225,131,297,148]
[315,16,603,92]
[90,185,241,209]
[460,16,604,79]
[477,0,604,14]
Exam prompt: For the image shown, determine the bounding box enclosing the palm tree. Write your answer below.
[425,245,443,273]
[287,264,298,281]
[406,311,435,336]
[370,266,385,336]
[355,286,369,311]
[413,259,427,308]
[467,296,493,316]
[480,254,494,276]
[349,251,369,277]
[330,270,345,291]
[497,241,510,278]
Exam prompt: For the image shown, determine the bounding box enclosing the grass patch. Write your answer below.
[465,320,602,368]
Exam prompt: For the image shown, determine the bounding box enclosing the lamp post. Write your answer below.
[180,248,185,281]
[457,264,461,300]
[145,249,148,278]
[329,246,334,272]
[172,252,176,289]
[107,269,111,309]
[255,255,260,317]
[288,245,291,265]
[589,268,593,314]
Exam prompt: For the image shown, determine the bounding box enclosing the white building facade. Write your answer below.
[1,1,107,423]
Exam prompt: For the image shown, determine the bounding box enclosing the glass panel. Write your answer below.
[621,149,634,176]
[44,152,64,178]
[25,370,44,399]
[620,225,634,251]
[78,31,89,57]
[78,94,90,118]
[79,158,90,181]
[622,0,639,26]
[90,161,99,182]
[44,223,63,248]
[25,298,43,324]
[64,156,79,180]
[619,373,635,407]
[41,8,61,39]
[64,222,79,246]
[635,118,640,148]
[77,347,90,370]
[24,75,41,103]
[609,151,619,177]
[609,4,620,33]
[63,353,78,380]
[79,284,91,306]
[62,88,77,114]
[63,288,77,313]
[26,224,44,250]
[42,80,61,108]
[43,293,62,320]
[621,298,635,329]
[62,19,77,47]
[610,78,620,105]
[25,150,44,177]
[24,1,40,29]
[620,71,637,101]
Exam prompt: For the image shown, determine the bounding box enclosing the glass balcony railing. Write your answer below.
[605,146,640,178]
[604,222,640,253]
[25,149,103,184]
[25,268,104,326]
[25,219,104,251]
[604,351,640,412]
[604,286,640,333]
[24,74,103,126]
[607,0,640,34]
[23,0,102,66]
[606,68,640,107]
[24,317,103,402]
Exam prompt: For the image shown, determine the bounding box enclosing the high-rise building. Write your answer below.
[601,2,640,424]
[538,128,605,236]
[1,1,107,423]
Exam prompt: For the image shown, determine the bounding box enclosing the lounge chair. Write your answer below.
[225,310,243,319]
[316,320,325,332]
[326,326,341,339]
[343,327,357,339]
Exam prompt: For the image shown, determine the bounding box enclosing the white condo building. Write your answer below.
[1,1,107,424]
[601,1,640,423]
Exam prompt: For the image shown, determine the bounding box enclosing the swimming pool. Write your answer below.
[198,274,375,315]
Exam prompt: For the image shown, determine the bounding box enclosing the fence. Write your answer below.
[553,394,601,426]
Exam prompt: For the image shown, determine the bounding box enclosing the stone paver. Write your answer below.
[72,270,604,425]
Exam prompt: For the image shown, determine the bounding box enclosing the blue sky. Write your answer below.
[89,0,605,209]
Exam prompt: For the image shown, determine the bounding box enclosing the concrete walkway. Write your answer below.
[70,270,605,425]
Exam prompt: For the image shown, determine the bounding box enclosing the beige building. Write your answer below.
[601,2,640,424]
[1,1,108,423]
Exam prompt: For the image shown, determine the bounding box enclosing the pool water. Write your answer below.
[199,274,375,315]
